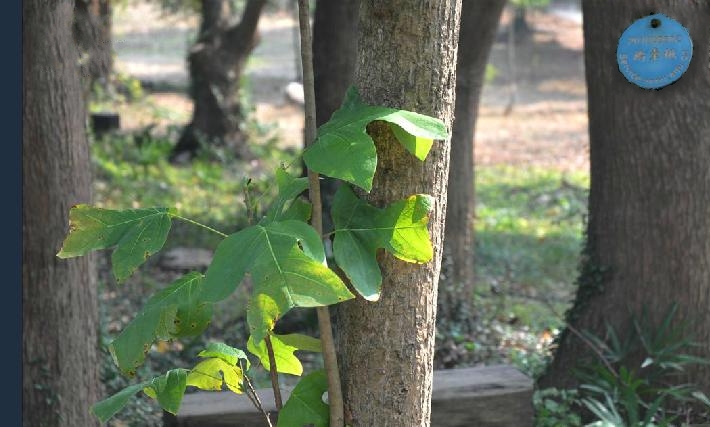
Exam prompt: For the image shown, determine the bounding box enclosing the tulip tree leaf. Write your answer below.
[92,369,188,423]
[247,333,321,376]
[262,169,310,223]
[187,358,244,394]
[246,293,285,346]
[197,342,250,369]
[109,272,213,376]
[303,86,448,191]
[142,369,188,415]
[91,381,151,423]
[280,198,312,222]
[57,205,173,282]
[331,185,433,301]
[203,220,354,343]
[277,369,329,427]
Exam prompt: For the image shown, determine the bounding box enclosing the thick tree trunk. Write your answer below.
[172,0,267,160]
[313,0,359,233]
[335,1,462,426]
[23,1,100,426]
[540,0,710,397]
[443,0,505,295]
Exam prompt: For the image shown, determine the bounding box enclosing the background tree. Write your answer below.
[172,0,267,159]
[335,1,462,425]
[540,0,710,395]
[510,0,549,38]
[74,0,113,93]
[443,0,505,296]
[23,0,100,425]
[313,0,359,233]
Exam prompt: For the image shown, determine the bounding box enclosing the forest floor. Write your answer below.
[95,3,589,425]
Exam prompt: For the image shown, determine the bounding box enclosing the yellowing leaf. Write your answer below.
[187,358,244,394]
[247,333,321,376]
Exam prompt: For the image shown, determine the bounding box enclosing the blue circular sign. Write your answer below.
[617,13,693,90]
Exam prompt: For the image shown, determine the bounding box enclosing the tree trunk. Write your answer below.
[335,1,462,426]
[540,0,710,398]
[313,0,359,233]
[23,0,100,426]
[512,6,531,39]
[74,0,113,92]
[443,0,505,295]
[172,0,267,160]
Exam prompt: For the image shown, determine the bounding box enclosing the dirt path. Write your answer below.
[112,3,589,172]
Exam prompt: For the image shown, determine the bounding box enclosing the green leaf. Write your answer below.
[200,226,263,302]
[187,358,244,394]
[263,169,310,223]
[57,205,172,282]
[198,342,250,369]
[109,272,213,375]
[280,198,312,222]
[389,122,434,161]
[247,333,321,376]
[92,369,189,423]
[247,293,285,345]
[331,185,433,300]
[204,220,354,342]
[143,369,189,415]
[91,381,151,423]
[303,86,448,191]
[277,370,329,427]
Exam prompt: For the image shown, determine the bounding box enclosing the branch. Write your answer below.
[240,359,274,427]
[225,0,268,47]
[297,1,345,426]
[264,335,284,410]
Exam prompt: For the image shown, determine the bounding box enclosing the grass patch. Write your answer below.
[473,166,588,376]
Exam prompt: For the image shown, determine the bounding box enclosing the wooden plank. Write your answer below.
[165,364,533,427]
[431,365,534,427]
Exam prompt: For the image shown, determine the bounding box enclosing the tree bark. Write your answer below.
[539,0,710,397]
[172,0,267,160]
[23,0,100,426]
[313,0,359,233]
[335,1,462,426]
[443,0,505,295]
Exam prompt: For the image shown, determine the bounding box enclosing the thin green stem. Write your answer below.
[169,213,229,238]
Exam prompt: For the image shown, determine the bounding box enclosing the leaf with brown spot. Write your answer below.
[109,272,212,375]
[57,205,173,282]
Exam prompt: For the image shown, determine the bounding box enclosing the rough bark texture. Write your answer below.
[74,0,113,90]
[172,0,267,159]
[443,0,505,294]
[23,1,100,426]
[313,0,359,233]
[335,1,462,426]
[540,0,710,396]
